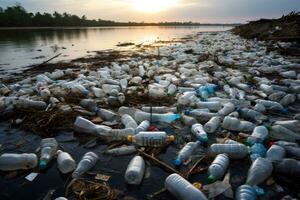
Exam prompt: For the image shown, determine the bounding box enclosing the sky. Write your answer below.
[0,0,299,23]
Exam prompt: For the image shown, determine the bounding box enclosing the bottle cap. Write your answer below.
[282,108,288,114]
[184,110,191,115]
[39,160,47,170]
[127,135,133,142]
[246,137,254,146]
[167,135,175,142]
[207,175,216,183]
[193,182,202,189]
[264,125,272,131]
[201,136,208,142]
[174,158,182,166]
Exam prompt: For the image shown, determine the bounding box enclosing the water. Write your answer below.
[0,26,232,76]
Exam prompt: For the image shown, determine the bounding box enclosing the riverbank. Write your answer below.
[1,29,300,200]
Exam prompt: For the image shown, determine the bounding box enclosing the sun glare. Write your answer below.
[133,0,179,13]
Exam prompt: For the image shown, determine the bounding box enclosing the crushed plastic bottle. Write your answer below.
[274,158,300,177]
[121,114,138,129]
[125,155,145,185]
[0,153,38,171]
[207,154,229,183]
[266,145,285,162]
[217,102,235,116]
[236,185,257,200]
[191,123,208,142]
[246,157,273,186]
[222,116,255,132]
[56,150,76,174]
[74,116,112,136]
[128,131,175,147]
[255,99,287,113]
[39,138,58,169]
[135,120,150,134]
[104,146,137,156]
[174,141,201,166]
[134,111,180,123]
[204,116,222,133]
[165,173,208,200]
[72,152,99,179]
[209,144,249,159]
[247,126,269,146]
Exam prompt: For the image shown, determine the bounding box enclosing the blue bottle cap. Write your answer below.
[174,158,182,166]
[282,108,288,114]
[39,160,47,170]
[184,110,191,115]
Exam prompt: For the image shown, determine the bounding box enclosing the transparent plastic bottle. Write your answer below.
[196,101,222,112]
[246,157,273,186]
[186,111,218,123]
[174,141,201,166]
[207,154,229,182]
[284,146,300,157]
[250,143,267,162]
[224,139,240,144]
[218,102,235,116]
[0,153,37,171]
[109,128,135,141]
[74,116,112,136]
[96,108,117,121]
[269,125,300,142]
[280,94,296,106]
[274,158,300,177]
[127,131,175,147]
[274,120,299,133]
[141,106,177,114]
[57,150,76,174]
[222,116,255,132]
[236,185,257,200]
[255,99,287,113]
[104,146,136,156]
[197,86,209,101]
[15,98,47,110]
[274,141,299,147]
[168,84,177,95]
[39,138,58,169]
[191,124,208,142]
[134,111,180,123]
[121,114,138,129]
[247,126,269,146]
[135,120,150,134]
[72,152,99,179]
[165,173,208,200]
[54,197,68,200]
[125,155,145,185]
[80,99,97,112]
[239,108,268,122]
[209,143,249,159]
[266,145,285,162]
[204,116,222,133]
[181,115,198,126]
[253,103,266,113]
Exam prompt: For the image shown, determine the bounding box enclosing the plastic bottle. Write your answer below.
[266,145,285,162]
[255,99,287,113]
[280,94,296,106]
[191,124,208,142]
[197,86,209,100]
[246,157,273,186]
[39,138,58,169]
[253,103,266,113]
[108,128,135,141]
[178,91,197,105]
[57,150,76,174]
[96,108,117,121]
[74,116,112,136]
[250,143,267,162]
[274,120,299,133]
[125,155,145,185]
[209,144,249,159]
[207,154,229,182]
[80,99,97,112]
[174,141,201,166]
[247,126,269,146]
[224,139,240,144]
[168,84,177,95]
[121,114,138,129]
[236,185,257,200]
[268,91,286,102]
[274,158,300,177]
[127,131,175,147]
[134,111,180,123]
[204,116,222,133]
[181,115,198,126]
[196,101,222,112]
[238,108,268,122]
[269,125,300,142]
[135,120,150,134]
[54,197,68,200]
[0,153,38,171]
[141,106,177,114]
[274,141,299,147]
[186,110,218,123]
[165,173,208,200]
[15,98,47,110]
[104,146,136,156]
[72,152,99,179]
[284,146,300,157]
[218,102,235,116]
[222,116,255,132]
[259,84,274,94]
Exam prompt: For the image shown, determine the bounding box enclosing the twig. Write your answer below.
[38,53,62,67]
[186,156,207,178]
[147,188,167,199]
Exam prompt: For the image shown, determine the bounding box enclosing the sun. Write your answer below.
[133,0,179,13]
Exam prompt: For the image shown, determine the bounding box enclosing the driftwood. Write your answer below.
[38,53,62,67]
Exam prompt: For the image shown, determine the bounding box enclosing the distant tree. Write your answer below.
[0,7,3,13]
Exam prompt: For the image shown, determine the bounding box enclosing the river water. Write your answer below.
[0,26,232,76]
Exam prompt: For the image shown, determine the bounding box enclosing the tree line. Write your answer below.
[0,4,238,27]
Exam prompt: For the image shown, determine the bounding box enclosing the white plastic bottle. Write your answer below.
[222,116,255,132]
[207,154,229,182]
[135,120,150,134]
[247,126,269,146]
[217,102,235,116]
[39,138,58,169]
[191,124,208,142]
[57,150,76,174]
[269,125,300,142]
[165,173,208,200]
[209,143,249,159]
[246,157,273,186]
[74,116,112,136]
[127,131,175,147]
[0,153,37,171]
[174,141,201,166]
[72,152,99,179]
[236,185,257,200]
[204,116,222,133]
[104,146,136,156]
[125,155,145,185]
[121,114,138,129]
[134,111,180,123]
[266,145,286,162]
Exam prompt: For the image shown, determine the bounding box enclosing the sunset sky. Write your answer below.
[1,0,299,23]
